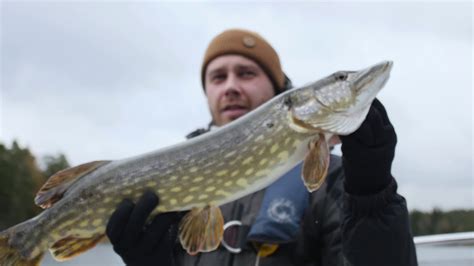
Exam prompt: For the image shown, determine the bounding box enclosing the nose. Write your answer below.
[223,74,242,98]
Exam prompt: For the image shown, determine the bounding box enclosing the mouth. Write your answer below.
[221,104,249,120]
[354,61,393,92]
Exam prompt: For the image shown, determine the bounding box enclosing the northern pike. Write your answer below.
[0,61,393,265]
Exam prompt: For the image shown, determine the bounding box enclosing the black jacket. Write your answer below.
[174,155,418,266]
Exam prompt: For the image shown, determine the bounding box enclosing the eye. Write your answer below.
[240,70,256,78]
[334,72,348,81]
[211,73,226,82]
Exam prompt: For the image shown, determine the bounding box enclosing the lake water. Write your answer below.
[41,243,474,265]
[416,245,473,266]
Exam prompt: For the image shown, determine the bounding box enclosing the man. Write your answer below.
[106,29,418,265]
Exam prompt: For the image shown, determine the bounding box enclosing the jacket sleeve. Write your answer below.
[341,177,418,266]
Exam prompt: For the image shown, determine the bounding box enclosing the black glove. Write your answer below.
[339,98,397,195]
[106,191,182,266]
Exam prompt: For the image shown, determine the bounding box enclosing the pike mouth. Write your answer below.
[354,61,393,93]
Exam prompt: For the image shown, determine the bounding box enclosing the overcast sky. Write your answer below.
[1,1,472,211]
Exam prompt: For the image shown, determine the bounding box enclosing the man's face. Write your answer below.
[205,54,275,126]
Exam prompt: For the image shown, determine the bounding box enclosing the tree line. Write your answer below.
[0,140,69,230]
[410,208,474,236]
[0,140,472,236]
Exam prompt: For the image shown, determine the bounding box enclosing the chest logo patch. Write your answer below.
[267,198,296,224]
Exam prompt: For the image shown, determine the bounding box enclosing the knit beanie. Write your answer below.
[201,29,285,92]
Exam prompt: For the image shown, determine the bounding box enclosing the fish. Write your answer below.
[0,60,393,265]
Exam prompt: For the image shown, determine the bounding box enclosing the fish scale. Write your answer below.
[0,61,393,265]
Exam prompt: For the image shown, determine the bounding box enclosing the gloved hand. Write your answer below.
[339,98,397,195]
[106,191,182,266]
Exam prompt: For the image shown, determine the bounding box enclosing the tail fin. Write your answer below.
[0,219,45,266]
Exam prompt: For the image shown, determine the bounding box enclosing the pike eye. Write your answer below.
[334,72,347,81]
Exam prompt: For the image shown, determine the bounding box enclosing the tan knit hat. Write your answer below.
[201,29,285,92]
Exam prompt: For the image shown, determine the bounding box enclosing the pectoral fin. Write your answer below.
[35,160,111,209]
[302,133,330,192]
[178,205,224,255]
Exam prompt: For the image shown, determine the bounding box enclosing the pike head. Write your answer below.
[286,61,393,135]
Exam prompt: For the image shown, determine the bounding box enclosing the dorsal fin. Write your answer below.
[35,160,110,209]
